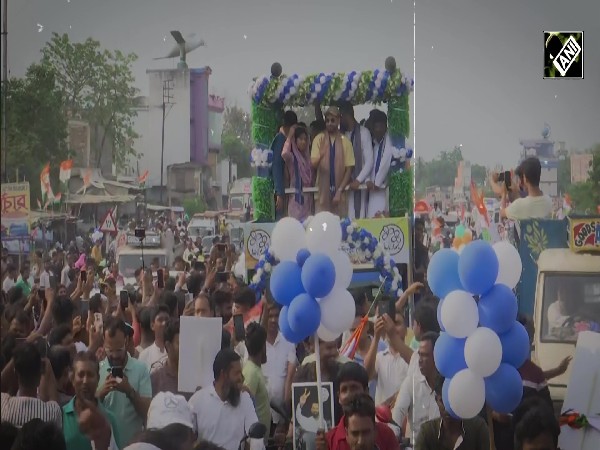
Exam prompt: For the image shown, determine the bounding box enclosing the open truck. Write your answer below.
[516,216,600,403]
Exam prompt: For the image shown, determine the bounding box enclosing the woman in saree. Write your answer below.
[282,126,313,221]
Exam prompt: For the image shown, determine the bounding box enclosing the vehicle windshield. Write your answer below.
[118,254,167,278]
[230,196,244,210]
[188,226,212,238]
[541,273,600,343]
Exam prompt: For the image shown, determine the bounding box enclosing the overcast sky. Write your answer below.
[7,0,600,167]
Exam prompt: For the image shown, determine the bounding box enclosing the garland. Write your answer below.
[389,169,413,217]
[250,148,273,169]
[251,176,274,222]
[249,217,403,298]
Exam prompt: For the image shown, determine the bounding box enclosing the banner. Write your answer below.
[569,217,599,253]
[1,182,31,253]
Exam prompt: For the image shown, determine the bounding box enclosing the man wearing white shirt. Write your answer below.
[189,348,262,450]
[339,101,374,219]
[366,111,394,218]
[2,263,18,293]
[501,157,552,221]
[138,305,170,372]
[39,257,54,289]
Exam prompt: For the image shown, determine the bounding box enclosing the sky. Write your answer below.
[6,0,600,168]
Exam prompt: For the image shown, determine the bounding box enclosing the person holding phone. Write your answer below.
[97,317,152,446]
[137,305,170,371]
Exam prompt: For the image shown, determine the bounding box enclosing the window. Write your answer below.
[541,273,600,343]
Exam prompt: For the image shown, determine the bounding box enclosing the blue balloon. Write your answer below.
[479,284,519,334]
[296,249,311,268]
[499,321,531,368]
[288,293,321,338]
[437,300,446,332]
[458,240,499,295]
[485,363,523,414]
[270,261,305,306]
[442,378,460,419]
[434,332,467,378]
[278,306,305,344]
[301,253,336,298]
[427,249,463,299]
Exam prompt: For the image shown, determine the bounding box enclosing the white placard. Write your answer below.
[559,331,600,450]
[178,316,222,393]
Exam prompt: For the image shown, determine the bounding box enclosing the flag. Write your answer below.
[53,192,62,204]
[40,163,55,201]
[470,180,489,226]
[138,170,149,187]
[37,199,42,210]
[59,160,73,184]
[563,194,572,213]
[82,169,92,194]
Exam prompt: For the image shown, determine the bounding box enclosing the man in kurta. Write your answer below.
[339,101,374,220]
[311,106,355,216]
[366,110,394,218]
[271,110,298,219]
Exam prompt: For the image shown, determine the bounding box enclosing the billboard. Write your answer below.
[1,182,31,253]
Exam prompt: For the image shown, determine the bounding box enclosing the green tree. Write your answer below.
[221,132,252,178]
[3,64,69,201]
[40,33,139,168]
[568,144,599,213]
[557,157,571,195]
[222,106,252,149]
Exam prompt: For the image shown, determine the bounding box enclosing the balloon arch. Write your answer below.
[248,57,414,222]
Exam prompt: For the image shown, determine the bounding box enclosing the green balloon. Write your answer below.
[455,224,466,238]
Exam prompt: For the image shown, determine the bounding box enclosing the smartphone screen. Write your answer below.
[157,269,164,288]
[49,275,57,289]
[111,366,124,378]
[94,313,103,333]
[81,299,89,317]
[119,290,129,310]
[216,271,229,284]
[80,270,87,283]
[233,314,245,342]
[503,170,512,189]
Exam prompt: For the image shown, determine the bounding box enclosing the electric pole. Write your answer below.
[1,0,8,182]
[160,79,173,204]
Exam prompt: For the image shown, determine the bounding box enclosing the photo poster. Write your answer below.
[292,382,335,450]
[178,316,222,393]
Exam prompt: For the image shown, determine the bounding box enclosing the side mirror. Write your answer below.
[248,422,267,439]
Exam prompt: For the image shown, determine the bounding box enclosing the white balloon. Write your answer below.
[319,288,355,334]
[317,324,340,342]
[330,250,352,290]
[305,212,342,257]
[448,369,486,419]
[464,327,502,377]
[270,217,307,261]
[493,241,523,289]
[441,290,479,339]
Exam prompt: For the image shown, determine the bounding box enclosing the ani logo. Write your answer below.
[247,229,270,260]
[544,31,584,79]
[379,224,404,256]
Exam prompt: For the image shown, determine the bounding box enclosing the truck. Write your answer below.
[516,216,600,403]
[228,178,253,213]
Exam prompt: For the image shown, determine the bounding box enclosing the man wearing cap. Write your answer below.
[311,106,355,216]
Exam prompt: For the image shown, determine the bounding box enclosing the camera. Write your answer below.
[134,228,146,240]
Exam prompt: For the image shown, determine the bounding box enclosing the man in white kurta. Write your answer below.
[339,102,374,219]
[366,110,393,218]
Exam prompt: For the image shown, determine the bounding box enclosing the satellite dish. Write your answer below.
[154,31,206,68]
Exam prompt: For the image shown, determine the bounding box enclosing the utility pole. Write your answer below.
[1,0,8,182]
[159,78,173,204]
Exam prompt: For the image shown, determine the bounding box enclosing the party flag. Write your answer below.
[82,169,92,194]
[470,180,489,226]
[59,159,73,184]
[40,163,55,202]
[138,170,149,187]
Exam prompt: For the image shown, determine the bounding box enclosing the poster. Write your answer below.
[292,382,335,450]
[569,217,599,253]
[1,182,31,254]
[178,316,222,393]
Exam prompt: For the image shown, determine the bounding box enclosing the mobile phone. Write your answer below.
[233,314,245,342]
[216,271,229,284]
[110,366,124,378]
[81,299,89,317]
[94,312,103,333]
[193,261,206,272]
[185,293,194,305]
[157,269,164,288]
[80,270,87,283]
[119,290,129,310]
[49,275,57,289]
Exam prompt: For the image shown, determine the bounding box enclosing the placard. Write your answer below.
[569,217,599,253]
[291,382,335,450]
[178,316,222,393]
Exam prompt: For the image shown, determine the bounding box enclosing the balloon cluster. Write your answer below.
[428,240,527,418]
[452,225,473,252]
[268,213,356,343]
[250,148,274,169]
[91,229,103,244]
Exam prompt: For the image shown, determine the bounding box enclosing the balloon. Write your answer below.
[463,230,473,243]
[448,369,486,419]
[458,244,466,254]
[458,240,499,295]
[330,250,353,290]
[499,322,530,368]
[455,224,466,238]
[305,211,342,257]
[437,300,445,332]
[452,237,461,249]
[270,261,305,306]
[493,241,523,289]
[319,288,356,334]
[279,306,305,344]
[485,363,523,414]
[271,218,306,261]
[317,324,340,342]
[301,253,336,298]
[296,249,311,267]
[440,290,479,339]
[427,249,463,299]
[288,294,321,337]
[479,284,518,334]
[442,378,459,419]
[434,332,467,378]
[464,327,502,377]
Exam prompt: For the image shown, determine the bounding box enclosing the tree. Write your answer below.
[40,33,139,169]
[567,144,599,213]
[3,64,69,201]
[221,132,252,178]
[222,106,252,149]
[557,157,571,195]
[471,164,487,186]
